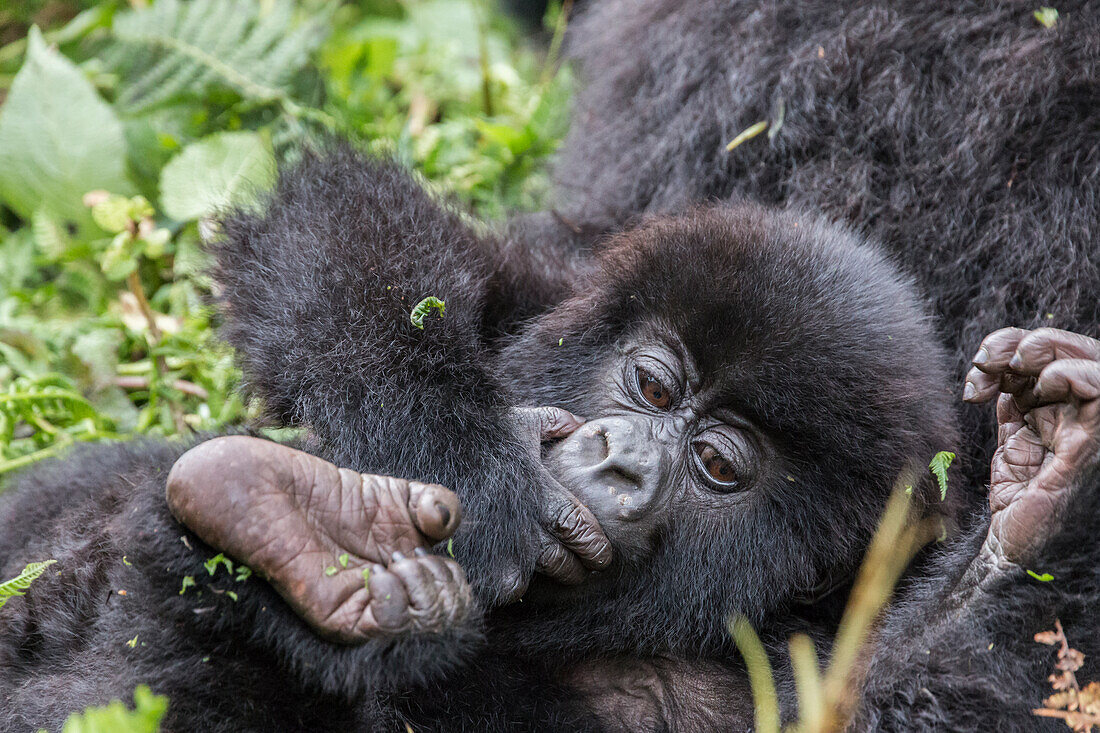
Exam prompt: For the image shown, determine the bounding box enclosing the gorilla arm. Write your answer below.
[853,327,1100,731]
[0,437,487,729]
[213,148,609,603]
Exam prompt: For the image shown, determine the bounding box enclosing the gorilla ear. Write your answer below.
[791,565,853,606]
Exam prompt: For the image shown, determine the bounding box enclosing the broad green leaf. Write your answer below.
[159,131,276,221]
[0,27,132,226]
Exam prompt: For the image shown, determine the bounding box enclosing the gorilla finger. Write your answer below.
[970,327,1030,374]
[535,537,588,585]
[996,393,1027,444]
[1009,328,1100,377]
[367,565,412,632]
[407,480,463,541]
[515,406,587,441]
[389,556,441,611]
[418,553,458,586]
[963,367,1000,402]
[1034,359,1100,404]
[543,485,613,569]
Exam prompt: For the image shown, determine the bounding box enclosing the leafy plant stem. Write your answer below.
[478,8,494,116]
[541,0,573,86]
[125,269,186,434]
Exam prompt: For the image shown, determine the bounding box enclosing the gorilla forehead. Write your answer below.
[600,207,949,446]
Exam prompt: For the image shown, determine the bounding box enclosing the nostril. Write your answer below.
[589,425,610,460]
[605,465,643,490]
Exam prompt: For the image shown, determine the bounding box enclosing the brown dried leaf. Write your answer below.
[1052,671,1079,691]
[1037,631,1063,646]
[1060,650,1087,673]
[1045,691,1077,710]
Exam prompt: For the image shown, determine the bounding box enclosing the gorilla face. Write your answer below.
[544,330,768,559]
[500,204,958,639]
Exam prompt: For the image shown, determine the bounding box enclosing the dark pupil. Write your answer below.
[639,370,669,407]
[699,445,734,482]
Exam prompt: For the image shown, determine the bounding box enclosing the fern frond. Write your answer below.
[109,0,333,113]
[0,560,57,609]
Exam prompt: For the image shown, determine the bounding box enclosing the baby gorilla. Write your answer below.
[2,151,1096,731]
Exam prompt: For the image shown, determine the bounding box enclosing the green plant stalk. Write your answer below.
[789,633,825,732]
[731,615,781,733]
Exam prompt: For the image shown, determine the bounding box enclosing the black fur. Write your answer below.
[0,0,1097,729]
[556,0,1100,489]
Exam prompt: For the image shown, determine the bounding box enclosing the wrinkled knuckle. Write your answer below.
[551,503,584,536]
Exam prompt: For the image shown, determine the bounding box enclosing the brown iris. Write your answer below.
[636,367,671,409]
[693,442,737,486]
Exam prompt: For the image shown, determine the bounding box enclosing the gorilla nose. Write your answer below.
[566,416,670,521]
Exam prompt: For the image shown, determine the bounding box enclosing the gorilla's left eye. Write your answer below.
[635,367,672,409]
[692,440,748,491]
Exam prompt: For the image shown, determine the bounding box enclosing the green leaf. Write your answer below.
[446,538,455,558]
[324,566,338,576]
[410,296,446,329]
[203,552,233,576]
[0,560,57,609]
[338,553,349,568]
[179,576,195,595]
[1027,569,1055,582]
[234,565,252,582]
[1033,7,1058,28]
[160,131,276,221]
[60,684,168,733]
[0,27,132,226]
[110,0,333,113]
[928,450,955,501]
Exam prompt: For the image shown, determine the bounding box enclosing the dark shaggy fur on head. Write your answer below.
[499,205,956,652]
[556,0,1100,488]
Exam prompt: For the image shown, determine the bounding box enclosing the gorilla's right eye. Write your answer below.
[635,367,672,409]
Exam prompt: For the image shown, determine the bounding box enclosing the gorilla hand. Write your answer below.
[512,407,614,586]
[964,327,1100,564]
[166,436,473,643]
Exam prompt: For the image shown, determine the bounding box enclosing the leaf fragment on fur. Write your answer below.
[1033,7,1058,28]
[726,120,768,151]
[1027,569,1054,582]
[179,575,195,595]
[0,560,56,609]
[410,297,445,329]
[204,552,233,576]
[447,538,455,558]
[928,451,955,500]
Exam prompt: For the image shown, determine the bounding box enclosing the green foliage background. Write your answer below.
[0,0,571,477]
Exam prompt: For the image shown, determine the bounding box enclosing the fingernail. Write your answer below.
[435,502,452,528]
[414,547,428,557]
[963,382,977,400]
[372,563,386,574]
[972,348,989,366]
[1008,354,1023,370]
[392,551,406,562]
